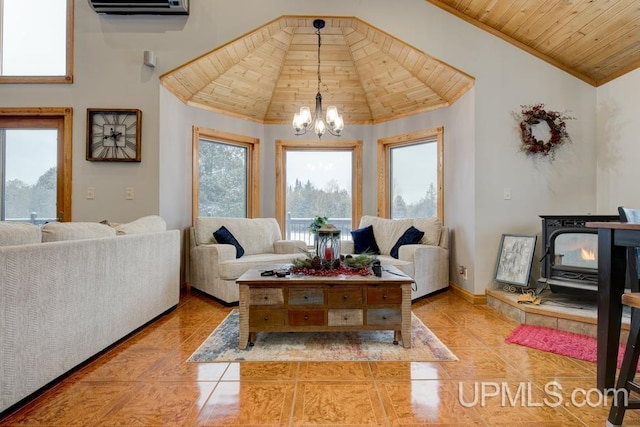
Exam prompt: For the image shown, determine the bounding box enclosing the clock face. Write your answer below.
[87,109,141,162]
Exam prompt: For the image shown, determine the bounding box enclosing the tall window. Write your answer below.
[192,127,259,223]
[275,140,362,244]
[378,127,443,221]
[0,0,73,82]
[0,108,72,222]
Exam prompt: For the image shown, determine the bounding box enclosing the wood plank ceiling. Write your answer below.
[426,0,640,86]
[160,16,475,125]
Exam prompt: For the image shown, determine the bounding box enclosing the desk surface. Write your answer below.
[586,221,640,230]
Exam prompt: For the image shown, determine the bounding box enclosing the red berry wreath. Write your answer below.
[515,104,575,157]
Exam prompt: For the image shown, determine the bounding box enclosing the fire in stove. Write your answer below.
[580,248,596,262]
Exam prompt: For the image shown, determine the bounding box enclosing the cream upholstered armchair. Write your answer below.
[189,217,307,304]
[341,215,449,300]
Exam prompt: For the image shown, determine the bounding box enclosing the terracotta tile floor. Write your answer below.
[1,288,638,426]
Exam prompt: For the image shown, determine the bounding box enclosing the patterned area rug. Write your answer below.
[188,310,457,362]
[506,324,638,370]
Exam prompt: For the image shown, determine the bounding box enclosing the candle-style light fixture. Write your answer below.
[292,19,344,139]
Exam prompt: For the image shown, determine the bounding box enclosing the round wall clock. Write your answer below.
[86,108,142,162]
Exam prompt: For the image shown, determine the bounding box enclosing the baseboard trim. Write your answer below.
[449,282,486,304]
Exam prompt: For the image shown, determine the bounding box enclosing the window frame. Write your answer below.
[377,127,444,221]
[0,0,74,83]
[275,139,363,238]
[0,107,73,221]
[191,126,260,224]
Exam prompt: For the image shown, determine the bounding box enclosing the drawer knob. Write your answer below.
[344,316,348,321]
[343,295,348,299]
[382,316,387,320]
[304,315,309,320]
[264,296,268,300]
[304,296,308,299]
[383,295,387,299]
[264,316,269,321]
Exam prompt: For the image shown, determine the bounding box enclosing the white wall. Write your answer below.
[0,0,604,294]
[596,68,640,212]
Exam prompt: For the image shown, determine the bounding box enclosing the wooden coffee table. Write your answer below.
[236,265,414,349]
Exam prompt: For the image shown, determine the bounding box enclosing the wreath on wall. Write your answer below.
[514,104,575,157]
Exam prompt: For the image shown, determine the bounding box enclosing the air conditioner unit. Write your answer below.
[88,0,189,15]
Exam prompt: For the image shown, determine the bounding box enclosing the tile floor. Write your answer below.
[1,288,638,426]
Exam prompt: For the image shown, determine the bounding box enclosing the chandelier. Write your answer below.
[292,19,344,138]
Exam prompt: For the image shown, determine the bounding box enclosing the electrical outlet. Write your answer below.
[125,187,134,200]
[86,187,95,200]
[503,188,512,200]
[463,267,468,280]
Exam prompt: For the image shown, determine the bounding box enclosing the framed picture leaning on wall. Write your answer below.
[494,234,537,287]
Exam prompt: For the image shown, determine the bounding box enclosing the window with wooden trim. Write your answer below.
[378,127,443,221]
[275,139,363,244]
[0,108,72,222]
[192,127,259,223]
[0,0,73,83]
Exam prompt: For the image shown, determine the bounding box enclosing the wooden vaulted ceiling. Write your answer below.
[162,3,640,124]
[160,16,475,125]
[426,0,640,86]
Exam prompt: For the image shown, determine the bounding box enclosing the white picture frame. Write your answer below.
[494,234,537,286]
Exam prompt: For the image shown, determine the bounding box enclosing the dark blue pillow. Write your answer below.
[390,226,424,259]
[350,225,380,254]
[213,226,244,258]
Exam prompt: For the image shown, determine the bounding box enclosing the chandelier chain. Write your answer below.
[316,27,322,93]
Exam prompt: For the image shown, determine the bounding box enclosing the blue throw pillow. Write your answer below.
[350,225,380,254]
[213,226,244,258]
[390,226,424,259]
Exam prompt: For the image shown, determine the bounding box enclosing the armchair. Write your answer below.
[341,215,449,300]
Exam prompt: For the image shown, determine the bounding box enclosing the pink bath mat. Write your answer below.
[505,324,638,370]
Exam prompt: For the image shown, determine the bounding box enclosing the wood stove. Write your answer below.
[538,215,619,296]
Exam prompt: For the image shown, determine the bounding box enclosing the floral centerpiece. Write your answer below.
[290,253,376,276]
[308,216,328,234]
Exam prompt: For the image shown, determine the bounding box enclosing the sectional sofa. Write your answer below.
[0,216,180,415]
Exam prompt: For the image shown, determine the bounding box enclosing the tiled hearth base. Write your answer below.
[486,287,631,342]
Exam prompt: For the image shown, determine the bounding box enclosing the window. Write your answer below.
[192,127,259,223]
[0,107,72,222]
[0,0,73,83]
[275,139,363,244]
[378,127,443,221]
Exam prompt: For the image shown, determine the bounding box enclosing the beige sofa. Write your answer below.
[341,215,449,300]
[189,217,307,304]
[0,216,180,415]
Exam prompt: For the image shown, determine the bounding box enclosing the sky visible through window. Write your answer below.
[286,151,352,195]
[391,142,437,204]
[2,0,66,76]
[4,130,58,185]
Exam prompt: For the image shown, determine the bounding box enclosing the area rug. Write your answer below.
[188,310,457,362]
[506,324,638,370]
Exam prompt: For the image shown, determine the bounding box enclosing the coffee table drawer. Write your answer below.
[367,287,402,305]
[288,309,325,326]
[250,288,284,305]
[288,287,324,305]
[249,309,285,327]
[328,309,363,326]
[367,308,401,325]
[327,288,363,306]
